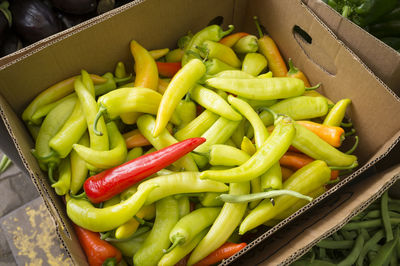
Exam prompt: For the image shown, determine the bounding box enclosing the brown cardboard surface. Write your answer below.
[0,0,399,265]
[304,0,400,96]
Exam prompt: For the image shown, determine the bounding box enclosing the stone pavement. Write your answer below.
[0,150,71,266]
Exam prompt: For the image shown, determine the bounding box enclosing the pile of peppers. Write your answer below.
[23,16,359,266]
[323,0,400,51]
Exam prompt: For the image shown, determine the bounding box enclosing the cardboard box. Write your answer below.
[0,0,399,264]
[303,0,400,96]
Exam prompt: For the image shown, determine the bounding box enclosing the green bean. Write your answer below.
[332,232,344,241]
[291,259,336,266]
[356,229,384,266]
[382,191,394,242]
[341,230,358,240]
[359,228,370,241]
[342,218,400,231]
[316,239,354,249]
[363,210,400,219]
[390,249,397,266]
[370,228,399,266]
[337,234,364,266]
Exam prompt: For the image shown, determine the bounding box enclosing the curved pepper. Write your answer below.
[120,40,159,125]
[200,116,295,183]
[239,160,331,234]
[182,24,234,65]
[84,136,205,203]
[34,95,77,181]
[232,35,259,53]
[67,183,157,232]
[188,181,250,265]
[30,93,76,123]
[72,121,127,170]
[190,85,242,121]
[74,76,109,158]
[73,223,122,266]
[70,132,89,195]
[94,72,119,96]
[193,116,242,169]
[198,40,242,68]
[51,157,71,196]
[204,58,238,75]
[49,100,87,158]
[254,16,288,77]
[166,48,185,63]
[94,87,163,135]
[159,228,208,266]
[214,70,254,79]
[22,74,106,125]
[149,48,170,60]
[297,120,345,147]
[219,32,249,47]
[323,98,352,127]
[175,94,197,129]
[242,53,268,76]
[206,77,311,100]
[292,122,357,167]
[138,114,199,171]
[166,207,221,252]
[209,144,250,166]
[133,196,180,266]
[174,110,219,141]
[153,58,206,137]
[138,171,229,205]
[259,96,329,124]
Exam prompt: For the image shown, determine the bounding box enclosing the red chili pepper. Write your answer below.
[156,61,182,77]
[219,32,250,47]
[73,223,122,266]
[194,242,247,266]
[84,137,206,203]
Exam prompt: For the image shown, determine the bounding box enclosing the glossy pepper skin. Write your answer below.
[323,98,352,127]
[22,74,106,125]
[133,196,180,266]
[239,160,331,234]
[198,40,242,68]
[138,114,199,171]
[188,181,250,265]
[190,85,242,121]
[73,121,127,170]
[73,223,122,266]
[200,116,295,183]
[138,171,229,205]
[182,24,234,65]
[205,77,308,100]
[119,40,159,125]
[84,137,205,203]
[153,58,206,137]
[174,110,219,141]
[67,183,157,232]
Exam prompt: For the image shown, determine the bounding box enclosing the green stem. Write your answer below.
[346,136,359,154]
[48,163,57,185]
[341,121,353,127]
[329,161,358,170]
[345,128,356,137]
[217,189,313,203]
[104,226,151,242]
[93,105,107,136]
[221,25,235,38]
[305,83,321,90]
[163,236,184,253]
[69,191,87,199]
[114,74,133,83]
[134,216,153,227]
[253,16,264,38]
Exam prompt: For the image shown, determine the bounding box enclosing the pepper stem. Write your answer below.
[305,83,321,91]
[93,105,107,136]
[345,128,356,137]
[69,191,87,200]
[195,45,209,60]
[345,136,359,155]
[253,16,264,38]
[220,25,235,38]
[259,107,279,122]
[134,216,153,227]
[104,226,151,243]
[287,58,299,75]
[48,163,57,185]
[329,161,358,171]
[341,121,353,127]
[163,236,184,253]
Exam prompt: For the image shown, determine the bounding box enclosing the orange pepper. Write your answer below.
[296,121,345,147]
[287,58,311,87]
[219,32,249,47]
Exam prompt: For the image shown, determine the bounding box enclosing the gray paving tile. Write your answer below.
[0,177,22,217]
[0,227,16,266]
[0,197,72,265]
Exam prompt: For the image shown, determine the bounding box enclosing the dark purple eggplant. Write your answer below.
[56,11,94,30]
[0,1,12,46]
[50,0,97,15]
[0,29,22,57]
[10,0,62,44]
